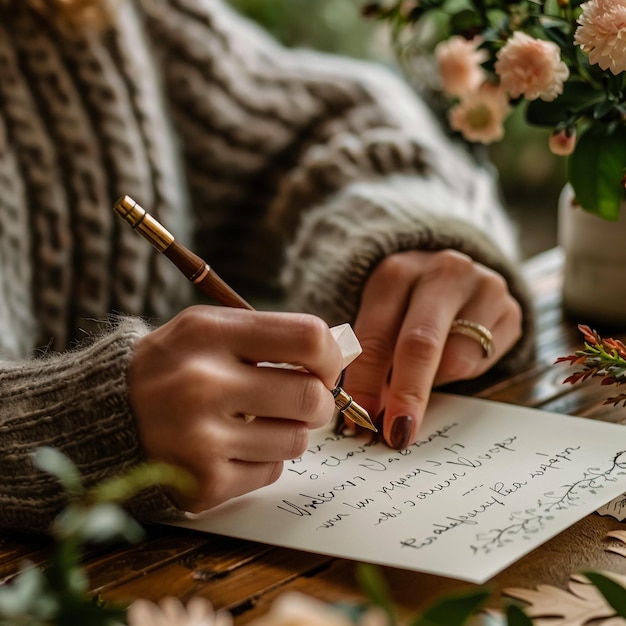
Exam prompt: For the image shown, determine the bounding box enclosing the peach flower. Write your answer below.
[574,0,626,75]
[127,597,233,626]
[399,0,419,17]
[435,36,488,97]
[549,128,577,156]
[246,592,388,626]
[448,82,510,144]
[494,32,569,101]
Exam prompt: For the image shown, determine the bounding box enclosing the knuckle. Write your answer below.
[287,424,309,458]
[296,376,327,419]
[478,269,511,302]
[487,269,510,294]
[177,358,210,387]
[193,469,227,510]
[293,313,329,357]
[390,387,429,412]
[429,250,474,281]
[358,334,394,365]
[374,254,413,281]
[509,300,523,333]
[399,325,442,363]
[440,354,479,382]
[266,461,284,486]
[176,360,228,406]
[172,305,206,335]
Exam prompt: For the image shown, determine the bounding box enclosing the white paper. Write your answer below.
[171,394,626,584]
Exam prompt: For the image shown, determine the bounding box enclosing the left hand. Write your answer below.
[342,249,523,449]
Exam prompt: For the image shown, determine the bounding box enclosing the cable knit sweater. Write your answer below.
[0,0,534,531]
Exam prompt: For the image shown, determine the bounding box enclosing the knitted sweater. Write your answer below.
[0,0,534,531]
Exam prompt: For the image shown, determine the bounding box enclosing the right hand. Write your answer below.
[128,305,343,514]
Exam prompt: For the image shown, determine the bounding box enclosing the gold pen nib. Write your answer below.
[333,387,377,432]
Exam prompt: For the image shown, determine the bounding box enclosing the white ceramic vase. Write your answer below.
[558,184,626,326]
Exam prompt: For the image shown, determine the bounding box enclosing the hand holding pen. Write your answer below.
[114,195,374,514]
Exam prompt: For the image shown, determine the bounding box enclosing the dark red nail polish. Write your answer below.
[390,415,413,450]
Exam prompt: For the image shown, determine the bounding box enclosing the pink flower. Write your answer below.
[448,82,510,144]
[494,32,570,101]
[549,128,577,156]
[574,0,626,75]
[399,0,419,17]
[435,36,488,97]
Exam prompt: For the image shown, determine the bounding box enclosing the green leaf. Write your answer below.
[449,9,483,35]
[46,537,87,596]
[506,604,534,625]
[583,571,626,617]
[568,124,626,220]
[355,564,396,623]
[541,24,570,49]
[33,447,84,500]
[54,502,144,545]
[0,563,56,618]
[57,598,126,626]
[526,82,605,127]
[593,99,616,119]
[410,587,491,626]
[88,462,195,505]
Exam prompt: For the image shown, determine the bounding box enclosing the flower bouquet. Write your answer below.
[362,0,626,220]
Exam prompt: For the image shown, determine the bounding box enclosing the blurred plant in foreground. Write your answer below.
[4,448,626,624]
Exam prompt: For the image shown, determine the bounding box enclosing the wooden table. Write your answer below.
[3,247,626,623]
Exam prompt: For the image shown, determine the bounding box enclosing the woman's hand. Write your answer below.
[128,306,343,513]
[343,249,523,449]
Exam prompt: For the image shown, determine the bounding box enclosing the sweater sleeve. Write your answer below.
[142,0,535,370]
[0,317,179,532]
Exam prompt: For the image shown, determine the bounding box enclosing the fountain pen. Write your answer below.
[113,195,377,433]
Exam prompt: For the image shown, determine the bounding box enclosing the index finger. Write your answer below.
[342,266,414,420]
[212,308,344,389]
[382,281,464,449]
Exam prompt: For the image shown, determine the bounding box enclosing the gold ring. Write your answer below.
[242,414,256,423]
[450,319,494,358]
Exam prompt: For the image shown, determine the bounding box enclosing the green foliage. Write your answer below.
[364,0,626,219]
[356,563,397,623]
[505,604,534,625]
[569,125,626,221]
[357,563,523,625]
[88,462,195,506]
[0,448,193,626]
[226,0,382,59]
[556,324,626,406]
[409,587,491,626]
[583,571,626,617]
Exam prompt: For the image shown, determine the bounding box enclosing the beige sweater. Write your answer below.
[0,0,534,531]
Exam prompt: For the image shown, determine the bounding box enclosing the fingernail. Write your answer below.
[390,415,413,450]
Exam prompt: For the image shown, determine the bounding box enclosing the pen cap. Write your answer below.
[113,195,175,252]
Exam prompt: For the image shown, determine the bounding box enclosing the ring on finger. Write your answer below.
[449,318,494,358]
